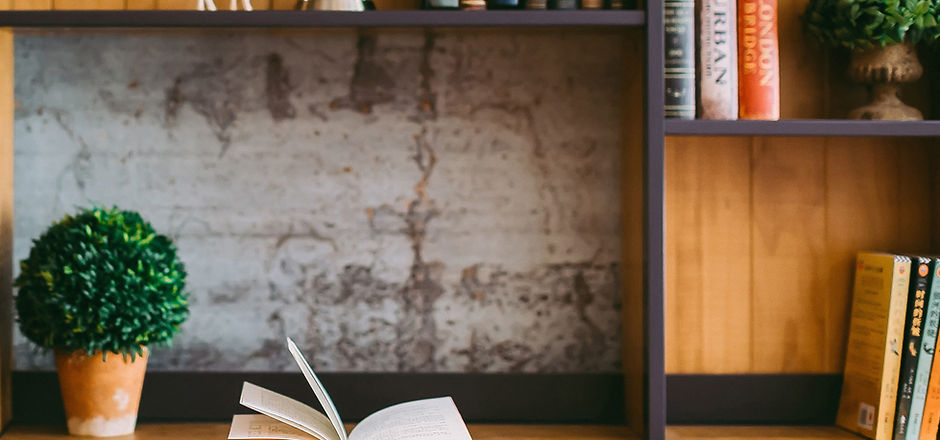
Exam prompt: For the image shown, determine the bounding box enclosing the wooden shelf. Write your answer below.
[1,423,638,439]
[665,119,940,137]
[0,10,644,28]
[665,426,861,440]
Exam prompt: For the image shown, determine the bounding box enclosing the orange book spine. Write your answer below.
[736,0,779,120]
[922,383,940,439]
[920,333,940,439]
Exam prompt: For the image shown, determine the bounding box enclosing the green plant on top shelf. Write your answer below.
[802,0,940,50]
[14,206,189,359]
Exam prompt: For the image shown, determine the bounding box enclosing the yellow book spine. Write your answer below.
[878,256,912,440]
[837,253,911,440]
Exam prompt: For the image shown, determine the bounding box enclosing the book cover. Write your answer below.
[698,0,737,119]
[664,0,695,118]
[918,258,940,440]
[228,338,472,440]
[836,252,912,440]
[736,0,779,120]
[907,258,940,440]
[894,256,932,440]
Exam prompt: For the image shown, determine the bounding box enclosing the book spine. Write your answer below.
[698,0,737,119]
[881,256,914,440]
[736,0,779,120]
[920,270,940,440]
[837,253,911,440]
[664,0,695,118]
[895,257,932,440]
[908,259,940,440]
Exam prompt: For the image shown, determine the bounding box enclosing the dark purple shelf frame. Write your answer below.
[0,9,644,27]
[0,6,665,440]
[666,118,940,137]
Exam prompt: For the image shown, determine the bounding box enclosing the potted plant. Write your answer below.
[14,207,189,437]
[803,0,940,119]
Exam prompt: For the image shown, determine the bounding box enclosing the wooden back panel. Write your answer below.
[665,0,937,375]
[0,26,13,433]
[666,136,934,374]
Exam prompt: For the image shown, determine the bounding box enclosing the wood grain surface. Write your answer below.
[2,424,638,440]
[664,0,937,376]
[0,423,874,440]
[0,26,12,434]
[665,136,752,373]
[666,136,934,374]
[666,425,862,439]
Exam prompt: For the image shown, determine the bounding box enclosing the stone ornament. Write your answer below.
[848,43,924,120]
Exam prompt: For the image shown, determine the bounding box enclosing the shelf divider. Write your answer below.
[665,119,940,137]
[0,9,645,27]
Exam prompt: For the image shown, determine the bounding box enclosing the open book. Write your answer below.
[228,338,473,440]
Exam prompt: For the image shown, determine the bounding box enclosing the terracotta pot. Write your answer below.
[54,348,148,437]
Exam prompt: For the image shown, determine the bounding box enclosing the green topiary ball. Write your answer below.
[803,0,940,50]
[14,206,189,358]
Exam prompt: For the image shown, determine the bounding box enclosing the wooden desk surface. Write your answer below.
[1,424,865,439]
[1,424,638,440]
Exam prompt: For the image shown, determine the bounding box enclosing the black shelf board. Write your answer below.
[0,9,644,27]
[665,119,940,137]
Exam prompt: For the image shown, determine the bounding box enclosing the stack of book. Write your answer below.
[664,0,779,120]
[838,252,940,440]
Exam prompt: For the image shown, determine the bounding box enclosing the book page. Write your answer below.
[238,382,340,440]
[348,397,472,440]
[229,414,316,440]
[287,337,348,440]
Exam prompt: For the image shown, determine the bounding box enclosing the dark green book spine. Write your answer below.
[906,258,940,440]
[664,0,695,118]
[895,256,933,440]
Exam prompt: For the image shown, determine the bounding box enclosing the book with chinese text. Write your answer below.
[836,252,912,440]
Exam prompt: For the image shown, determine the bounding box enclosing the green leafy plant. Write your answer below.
[803,0,940,50]
[14,207,189,358]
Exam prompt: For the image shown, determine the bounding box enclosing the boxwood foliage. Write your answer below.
[14,207,189,359]
[803,0,940,50]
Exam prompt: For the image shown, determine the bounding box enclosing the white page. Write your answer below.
[237,382,340,440]
[348,397,472,440]
[229,414,317,440]
[287,337,349,440]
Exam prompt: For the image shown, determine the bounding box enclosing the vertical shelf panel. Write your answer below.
[622,27,650,439]
[645,0,665,434]
[0,26,13,433]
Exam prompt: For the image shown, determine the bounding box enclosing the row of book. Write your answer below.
[664,0,779,119]
[839,252,940,440]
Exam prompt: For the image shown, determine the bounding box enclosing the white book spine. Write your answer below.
[698,0,738,120]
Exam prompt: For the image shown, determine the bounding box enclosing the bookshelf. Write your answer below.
[0,8,656,440]
[0,0,936,438]
[0,9,646,26]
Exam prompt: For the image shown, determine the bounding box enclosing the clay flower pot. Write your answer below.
[54,348,148,437]
[848,42,924,120]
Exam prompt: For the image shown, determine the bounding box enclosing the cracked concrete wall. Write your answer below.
[12,29,624,373]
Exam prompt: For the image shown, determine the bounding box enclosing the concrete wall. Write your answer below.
[12,29,624,373]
